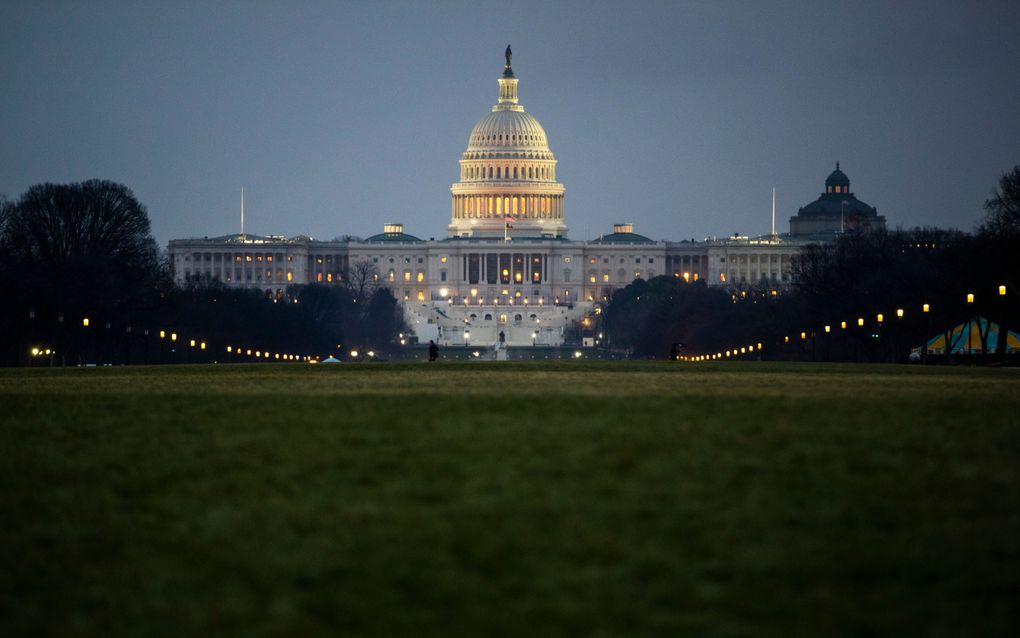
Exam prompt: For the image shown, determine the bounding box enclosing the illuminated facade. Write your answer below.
[169,50,814,347]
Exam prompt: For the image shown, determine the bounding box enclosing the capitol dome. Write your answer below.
[449,47,567,239]
[467,111,550,153]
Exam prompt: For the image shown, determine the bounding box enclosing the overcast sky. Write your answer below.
[2,0,1018,246]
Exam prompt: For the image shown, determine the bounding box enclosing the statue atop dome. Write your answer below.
[503,44,514,78]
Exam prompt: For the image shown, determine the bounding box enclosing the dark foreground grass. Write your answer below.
[1,362,1018,637]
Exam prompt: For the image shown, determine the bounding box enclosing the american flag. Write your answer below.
[505,215,514,229]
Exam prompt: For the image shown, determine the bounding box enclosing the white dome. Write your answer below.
[467,110,549,151]
[448,54,567,239]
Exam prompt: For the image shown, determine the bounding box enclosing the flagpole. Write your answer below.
[771,187,776,238]
[240,188,245,240]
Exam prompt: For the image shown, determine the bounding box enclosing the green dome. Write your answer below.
[825,162,850,187]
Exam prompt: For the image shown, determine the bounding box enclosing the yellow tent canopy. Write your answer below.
[924,317,1020,354]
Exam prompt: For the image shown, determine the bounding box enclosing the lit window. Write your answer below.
[404,271,411,282]
[440,256,448,263]
[602,273,609,282]
[417,272,424,283]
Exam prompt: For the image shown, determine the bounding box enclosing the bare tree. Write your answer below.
[342,259,379,303]
[981,165,1020,238]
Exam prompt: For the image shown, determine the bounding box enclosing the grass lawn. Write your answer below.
[1,361,1018,637]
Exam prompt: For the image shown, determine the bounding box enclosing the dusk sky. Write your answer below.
[2,0,1018,247]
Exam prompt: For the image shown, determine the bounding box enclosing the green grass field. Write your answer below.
[2,362,1018,637]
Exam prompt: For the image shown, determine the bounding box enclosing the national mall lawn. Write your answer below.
[1,362,1017,637]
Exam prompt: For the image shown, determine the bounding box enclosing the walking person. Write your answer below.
[428,340,439,362]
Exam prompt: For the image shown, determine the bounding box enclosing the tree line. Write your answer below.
[605,165,1020,362]
[0,180,404,366]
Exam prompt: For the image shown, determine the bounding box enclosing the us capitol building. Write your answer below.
[169,48,885,347]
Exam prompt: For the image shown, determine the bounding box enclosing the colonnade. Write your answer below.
[451,193,563,220]
[461,164,554,180]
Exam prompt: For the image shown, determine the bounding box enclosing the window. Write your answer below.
[440,270,447,282]
[404,271,411,282]
[417,272,424,283]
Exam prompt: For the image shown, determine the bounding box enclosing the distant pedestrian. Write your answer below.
[428,340,438,362]
[498,330,506,348]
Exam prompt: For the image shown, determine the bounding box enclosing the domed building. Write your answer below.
[448,49,566,238]
[168,48,814,350]
[789,163,886,237]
